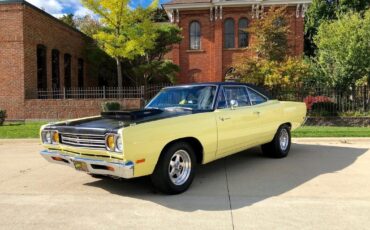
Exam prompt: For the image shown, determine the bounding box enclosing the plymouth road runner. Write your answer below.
[40,83,306,194]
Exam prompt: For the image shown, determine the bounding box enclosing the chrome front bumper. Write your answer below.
[40,150,134,179]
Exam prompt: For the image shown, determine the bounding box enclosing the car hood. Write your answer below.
[44,109,204,135]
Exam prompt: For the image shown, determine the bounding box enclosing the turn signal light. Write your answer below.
[106,135,115,151]
[107,166,115,172]
[52,132,59,143]
[136,159,146,164]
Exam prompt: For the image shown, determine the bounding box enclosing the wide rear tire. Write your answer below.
[261,125,291,158]
[151,142,196,194]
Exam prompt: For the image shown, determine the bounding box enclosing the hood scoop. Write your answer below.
[101,109,164,121]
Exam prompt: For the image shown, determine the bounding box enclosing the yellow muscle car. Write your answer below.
[40,83,306,194]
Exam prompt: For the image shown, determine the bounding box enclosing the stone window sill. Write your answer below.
[186,49,205,53]
[223,47,249,51]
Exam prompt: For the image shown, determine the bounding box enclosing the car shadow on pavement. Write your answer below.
[84,143,368,211]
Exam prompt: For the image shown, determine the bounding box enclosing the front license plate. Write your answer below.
[73,161,89,172]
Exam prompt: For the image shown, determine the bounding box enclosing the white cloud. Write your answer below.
[26,0,91,18]
[27,0,63,14]
[74,6,93,17]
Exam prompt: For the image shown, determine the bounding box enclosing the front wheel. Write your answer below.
[151,142,196,194]
[261,125,291,158]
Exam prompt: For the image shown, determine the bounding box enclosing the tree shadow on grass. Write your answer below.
[84,143,368,211]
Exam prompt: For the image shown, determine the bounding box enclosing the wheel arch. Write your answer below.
[160,137,204,165]
[280,122,292,130]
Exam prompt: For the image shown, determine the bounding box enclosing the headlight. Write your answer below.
[42,130,59,144]
[105,133,123,153]
[106,134,116,151]
[45,132,52,144]
[115,135,123,152]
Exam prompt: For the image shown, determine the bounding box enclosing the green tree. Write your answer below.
[153,8,169,22]
[58,14,101,37]
[313,9,370,89]
[122,23,182,85]
[250,7,290,62]
[59,13,76,28]
[81,0,159,87]
[231,7,310,89]
[305,0,370,56]
[75,15,102,37]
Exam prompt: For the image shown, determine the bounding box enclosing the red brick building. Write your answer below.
[163,0,311,83]
[0,0,311,120]
[0,0,102,120]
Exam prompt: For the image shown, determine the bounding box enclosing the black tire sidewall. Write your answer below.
[274,125,291,157]
[152,142,197,194]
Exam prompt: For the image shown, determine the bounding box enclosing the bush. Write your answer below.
[0,109,7,126]
[313,9,370,89]
[304,95,332,110]
[232,57,311,89]
[101,102,121,112]
[310,101,338,117]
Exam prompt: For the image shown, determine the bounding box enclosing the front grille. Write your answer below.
[60,133,106,149]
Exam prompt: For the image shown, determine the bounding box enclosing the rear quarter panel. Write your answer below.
[280,101,307,130]
[122,112,218,177]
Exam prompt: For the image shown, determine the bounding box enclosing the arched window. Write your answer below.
[224,18,235,48]
[51,49,60,90]
[36,44,47,90]
[188,69,201,82]
[225,67,236,77]
[78,58,84,88]
[238,18,249,48]
[64,54,72,88]
[189,21,201,50]
[225,67,239,82]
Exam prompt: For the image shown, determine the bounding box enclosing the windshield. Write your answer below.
[146,85,217,111]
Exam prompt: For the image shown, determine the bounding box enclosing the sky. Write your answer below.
[26,0,170,18]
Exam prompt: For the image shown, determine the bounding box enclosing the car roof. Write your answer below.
[165,82,272,99]
[171,82,251,87]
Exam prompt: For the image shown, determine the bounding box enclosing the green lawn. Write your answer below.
[292,126,370,137]
[0,122,369,139]
[0,122,46,139]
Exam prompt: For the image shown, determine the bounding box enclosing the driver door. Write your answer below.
[215,86,259,157]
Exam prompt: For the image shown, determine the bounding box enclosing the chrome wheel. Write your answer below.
[279,128,289,151]
[168,150,192,186]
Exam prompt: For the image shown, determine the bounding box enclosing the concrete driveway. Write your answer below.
[0,138,369,230]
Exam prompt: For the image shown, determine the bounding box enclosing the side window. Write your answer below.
[223,86,250,107]
[217,89,228,109]
[247,88,267,105]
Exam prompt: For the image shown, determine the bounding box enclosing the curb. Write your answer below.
[293,137,370,144]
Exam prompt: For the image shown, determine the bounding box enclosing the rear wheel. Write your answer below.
[261,125,291,158]
[151,142,196,194]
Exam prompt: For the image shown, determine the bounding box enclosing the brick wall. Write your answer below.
[0,2,99,120]
[22,3,94,98]
[24,99,142,120]
[169,6,305,83]
[0,4,25,119]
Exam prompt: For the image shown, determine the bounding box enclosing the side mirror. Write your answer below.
[230,100,238,110]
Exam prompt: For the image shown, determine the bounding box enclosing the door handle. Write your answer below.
[253,111,261,116]
[220,117,231,121]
